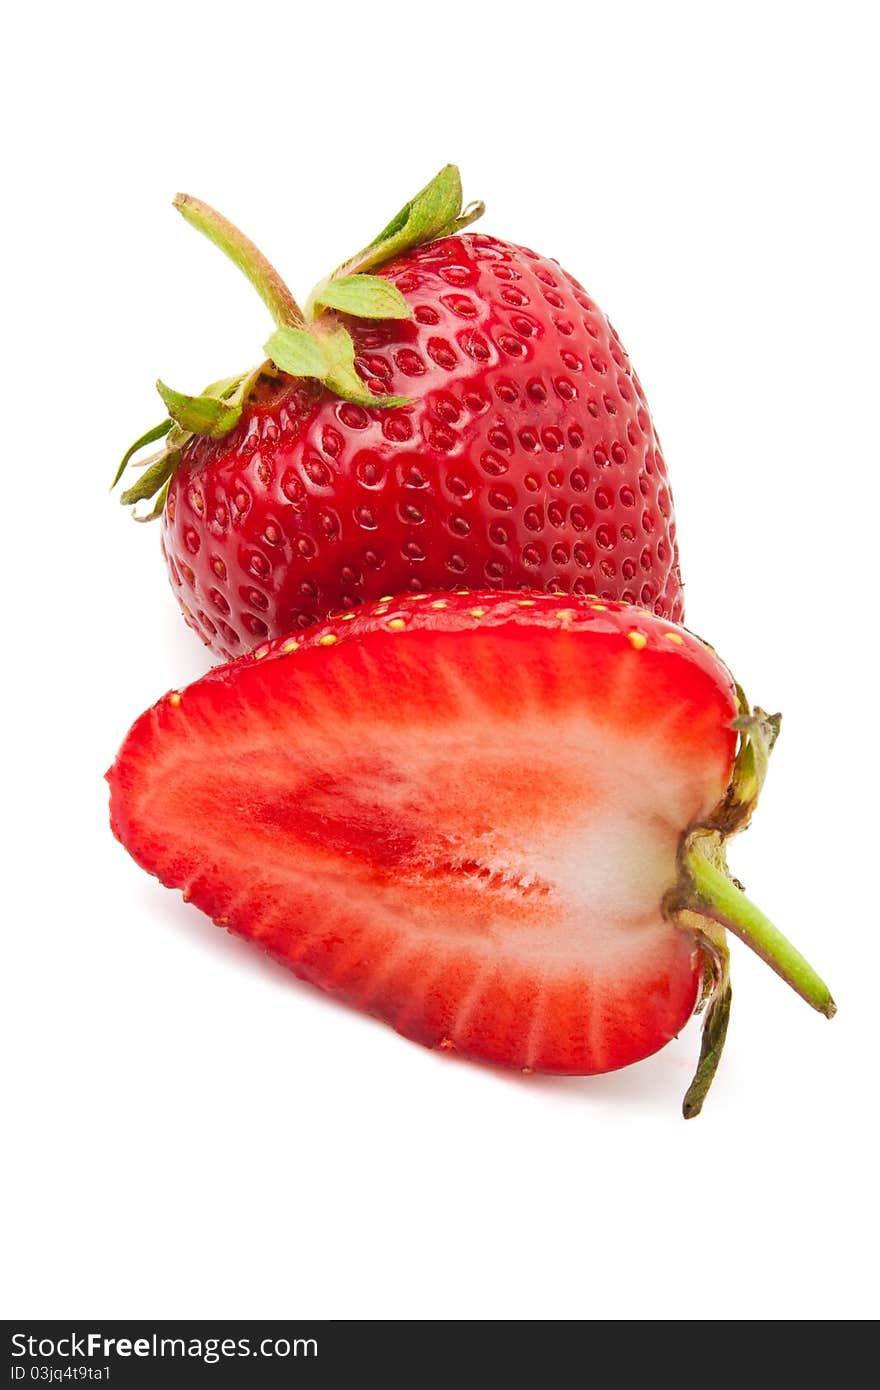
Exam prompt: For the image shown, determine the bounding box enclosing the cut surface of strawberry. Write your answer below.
[108,592,834,1114]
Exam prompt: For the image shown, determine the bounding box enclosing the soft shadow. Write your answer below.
[431,1026,699,1119]
[134,877,314,993]
[136,876,700,1119]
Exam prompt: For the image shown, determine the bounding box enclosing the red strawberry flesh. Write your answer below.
[108,593,737,1076]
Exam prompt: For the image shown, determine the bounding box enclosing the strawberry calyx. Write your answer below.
[665,689,835,1117]
[113,166,484,518]
[304,163,485,314]
[265,321,410,412]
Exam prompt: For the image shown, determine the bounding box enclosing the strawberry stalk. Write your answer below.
[681,847,836,1017]
[173,194,306,329]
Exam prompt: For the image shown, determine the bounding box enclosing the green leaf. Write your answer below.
[730,703,782,809]
[317,323,409,408]
[683,968,732,1119]
[156,380,245,437]
[313,274,412,320]
[120,447,183,507]
[365,165,462,255]
[201,372,252,401]
[264,326,330,379]
[267,323,408,408]
[112,418,173,490]
[131,479,171,522]
[338,165,483,278]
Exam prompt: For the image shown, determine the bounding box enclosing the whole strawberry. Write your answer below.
[115,167,684,659]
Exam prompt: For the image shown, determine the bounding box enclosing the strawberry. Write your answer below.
[114,167,684,660]
[107,591,833,1116]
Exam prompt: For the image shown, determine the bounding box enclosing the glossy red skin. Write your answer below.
[109,593,737,1075]
[163,234,684,660]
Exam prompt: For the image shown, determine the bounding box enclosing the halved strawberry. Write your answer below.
[107,592,834,1114]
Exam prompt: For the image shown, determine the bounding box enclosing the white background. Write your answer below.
[3,1,877,1321]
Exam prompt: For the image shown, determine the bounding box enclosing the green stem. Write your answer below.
[683,847,836,1018]
[173,194,305,329]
